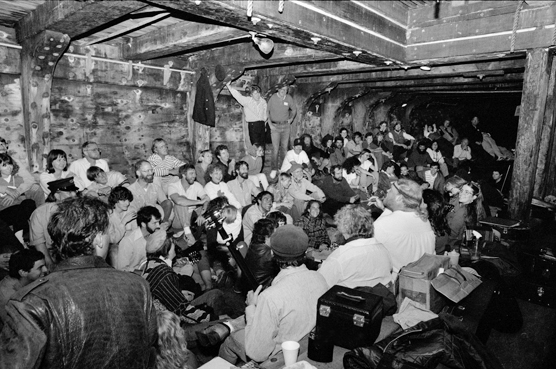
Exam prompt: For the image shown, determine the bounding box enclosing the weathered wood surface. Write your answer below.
[20,30,70,172]
[407,1,556,62]
[509,49,550,221]
[49,78,188,176]
[0,74,28,169]
[16,0,145,41]
[125,22,246,61]
[534,53,556,199]
[189,42,342,70]
[148,0,405,65]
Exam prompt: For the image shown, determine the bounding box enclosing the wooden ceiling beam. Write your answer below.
[144,0,406,65]
[16,0,146,42]
[407,1,556,62]
[187,42,342,70]
[125,21,248,60]
[266,56,525,81]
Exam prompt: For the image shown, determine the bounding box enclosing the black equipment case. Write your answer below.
[316,285,383,349]
[515,246,556,308]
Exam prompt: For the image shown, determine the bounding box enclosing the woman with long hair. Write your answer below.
[0,153,38,239]
[155,310,197,369]
[295,200,330,251]
[446,182,486,250]
[443,175,467,205]
[195,149,212,186]
[422,189,451,254]
[342,156,362,190]
[39,149,79,196]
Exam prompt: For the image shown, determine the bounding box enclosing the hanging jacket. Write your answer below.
[192,68,216,127]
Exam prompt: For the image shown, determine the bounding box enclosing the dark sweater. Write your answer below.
[320,175,355,203]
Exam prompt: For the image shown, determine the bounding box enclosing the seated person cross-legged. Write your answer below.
[141,230,225,348]
[295,200,330,251]
[286,164,325,221]
[320,165,359,216]
[214,225,329,364]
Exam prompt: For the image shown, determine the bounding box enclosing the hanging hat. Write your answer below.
[215,64,227,82]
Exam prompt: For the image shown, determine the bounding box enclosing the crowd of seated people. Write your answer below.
[0,113,511,367]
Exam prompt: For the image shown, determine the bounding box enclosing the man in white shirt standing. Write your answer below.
[373,178,435,280]
[168,164,209,244]
[68,141,109,189]
[226,82,268,149]
[280,138,310,173]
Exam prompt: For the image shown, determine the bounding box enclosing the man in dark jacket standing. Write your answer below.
[0,197,157,369]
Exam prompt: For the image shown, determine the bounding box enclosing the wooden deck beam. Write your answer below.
[144,0,406,65]
[16,0,145,41]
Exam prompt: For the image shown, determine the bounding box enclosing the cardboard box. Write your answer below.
[397,254,449,313]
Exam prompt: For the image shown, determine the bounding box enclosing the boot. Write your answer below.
[196,323,231,347]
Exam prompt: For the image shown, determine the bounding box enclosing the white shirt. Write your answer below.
[318,237,393,288]
[453,145,472,160]
[116,227,146,272]
[424,171,438,189]
[168,180,207,212]
[204,181,241,209]
[342,169,358,186]
[374,209,435,279]
[280,150,310,172]
[68,157,109,189]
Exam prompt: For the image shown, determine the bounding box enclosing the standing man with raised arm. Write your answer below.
[226,82,268,149]
[267,84,297,169]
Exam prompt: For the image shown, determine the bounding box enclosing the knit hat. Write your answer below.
[270,225,308,261]
[289,163,303,174]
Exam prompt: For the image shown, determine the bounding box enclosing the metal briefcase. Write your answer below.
[316,285,383,349]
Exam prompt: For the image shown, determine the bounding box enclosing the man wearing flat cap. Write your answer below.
[29,177,78,271]
[218,224,328,364]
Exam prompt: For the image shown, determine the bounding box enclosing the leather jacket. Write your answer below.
[343,313,503,369]
[0,256,157,369]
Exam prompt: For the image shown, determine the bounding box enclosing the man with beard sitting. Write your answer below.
[227,161,261,209]
[115,206,167,272]
[168,164,209,244]
[407,140,433,178]
[128,160,173,223]
[320,165,359,216]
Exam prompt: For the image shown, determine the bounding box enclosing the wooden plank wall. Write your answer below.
[0,43,196,176]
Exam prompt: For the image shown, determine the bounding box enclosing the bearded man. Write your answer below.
[128,159,173,222]
[115,206,164,272]
[227,161,261,209]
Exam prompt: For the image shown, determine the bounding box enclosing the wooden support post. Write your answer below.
[509,49,550,221]
[534,51,556,198]
[20,30,70,172]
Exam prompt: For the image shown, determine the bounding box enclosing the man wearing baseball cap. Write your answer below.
[218,225,328,364]
[280,137,310,173]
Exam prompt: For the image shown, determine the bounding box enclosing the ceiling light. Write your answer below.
[311,37,321,45]
[353,51,362,56]
[420,65,431,71]
[249,31,274,54]
[402,103,408,107]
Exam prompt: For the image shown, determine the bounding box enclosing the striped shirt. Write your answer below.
[147,154,186,177]
[144,258,211,324]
